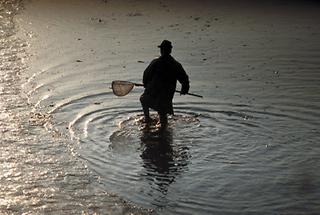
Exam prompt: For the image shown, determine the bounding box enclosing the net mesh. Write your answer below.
[112,81,135,96]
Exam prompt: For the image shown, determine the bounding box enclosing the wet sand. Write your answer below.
[3,0,320,214]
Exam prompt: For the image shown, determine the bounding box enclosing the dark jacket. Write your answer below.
[141,55,189,114]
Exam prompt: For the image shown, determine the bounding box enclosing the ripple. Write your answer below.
[25,76,320,212]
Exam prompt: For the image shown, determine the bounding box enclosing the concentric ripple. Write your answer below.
[60,99,202,209]
[46,93,320,213]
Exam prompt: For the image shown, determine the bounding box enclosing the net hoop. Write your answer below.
[112,81,135,96]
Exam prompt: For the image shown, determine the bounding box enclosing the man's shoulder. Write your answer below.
[169,56,181,65]
[149,58,160,65]
[170,57,184,69]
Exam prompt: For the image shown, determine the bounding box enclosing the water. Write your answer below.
[4,0,320,214]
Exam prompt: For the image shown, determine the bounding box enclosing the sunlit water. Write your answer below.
[1,1,148,214]
[4,0,320,214]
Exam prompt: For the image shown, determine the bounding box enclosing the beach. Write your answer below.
[1,0,320,214]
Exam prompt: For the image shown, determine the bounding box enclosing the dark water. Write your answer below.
[4,0,320,214]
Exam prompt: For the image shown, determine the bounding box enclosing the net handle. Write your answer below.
[111,80,203,98]
[133,83,144,87]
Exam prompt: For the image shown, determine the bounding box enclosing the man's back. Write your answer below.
[143,55,188,100]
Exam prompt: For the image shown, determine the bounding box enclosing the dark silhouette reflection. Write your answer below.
[140,128,190,196]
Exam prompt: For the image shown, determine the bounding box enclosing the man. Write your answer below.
[140,40,190,129]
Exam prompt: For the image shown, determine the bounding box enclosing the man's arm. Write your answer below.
[177,64,190,95]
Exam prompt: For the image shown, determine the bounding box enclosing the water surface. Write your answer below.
[12,0,320,214]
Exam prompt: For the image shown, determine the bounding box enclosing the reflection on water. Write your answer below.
[104,113,196,210]
[140,128,189,203]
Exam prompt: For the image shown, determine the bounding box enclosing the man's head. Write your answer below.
[158,40,172,56]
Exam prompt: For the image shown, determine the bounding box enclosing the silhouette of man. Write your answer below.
[140,40,190,128]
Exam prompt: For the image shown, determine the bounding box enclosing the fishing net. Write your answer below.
[112,81,135,96]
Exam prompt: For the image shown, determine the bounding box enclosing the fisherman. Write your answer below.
[140,40,190,129]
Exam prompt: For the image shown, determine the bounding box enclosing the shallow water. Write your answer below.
[9,0,320,214]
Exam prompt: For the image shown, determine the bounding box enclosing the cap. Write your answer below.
[158,40,173,48]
